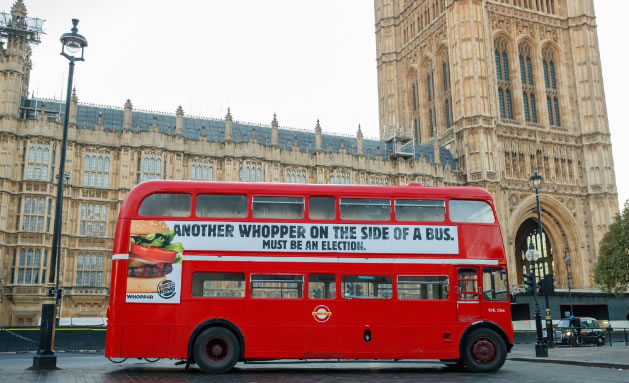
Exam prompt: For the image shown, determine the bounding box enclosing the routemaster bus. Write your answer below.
[105,181,513,373]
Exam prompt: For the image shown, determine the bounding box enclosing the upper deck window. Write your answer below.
[340,198,391,221]
[395,199,445,222]
[196,194,247,218]
[252,196,304,219]
[309,197,335,220]
[449,200,495,224]
[138,193,191,217]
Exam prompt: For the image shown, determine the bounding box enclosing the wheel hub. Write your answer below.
[471,338,496,364]
[206,338,228,362]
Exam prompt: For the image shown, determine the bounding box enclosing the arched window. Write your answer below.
[256,168,261,182]
[29,147,35,163]
[543,48,561,127]
[495,38,514,120]
[423,61,436,138]
[441,53,453,130]
[43,149,49,163]
[36,148,42,163]
[408,71,421,142]
[191,166,196,179]
[519,44,537,123]
[239,167,243,181]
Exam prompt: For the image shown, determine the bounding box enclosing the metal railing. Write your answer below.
[606,327,629,347]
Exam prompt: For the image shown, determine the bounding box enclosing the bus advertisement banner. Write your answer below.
[168,221,459,255]
[126,220,184,304]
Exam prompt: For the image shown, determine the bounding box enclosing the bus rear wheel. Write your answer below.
[462,328,506,372]
[193,327,240,374]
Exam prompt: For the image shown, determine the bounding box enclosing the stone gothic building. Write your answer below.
[0,0,617,325]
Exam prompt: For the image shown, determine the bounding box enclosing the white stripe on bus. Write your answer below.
[112,253,499,265]
[182,255,499,265]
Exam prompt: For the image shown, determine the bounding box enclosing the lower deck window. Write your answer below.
[397,276,448,300]
[251,274,304,299]
[342,275,392,299]
[308,274,336,299]
[192,272,245,298]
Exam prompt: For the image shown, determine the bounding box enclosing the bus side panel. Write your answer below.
[105,324,122,357]
[121,325,171,358]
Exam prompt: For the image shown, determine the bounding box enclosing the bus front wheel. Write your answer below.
[193,327,240,374]
[461,328,506,372]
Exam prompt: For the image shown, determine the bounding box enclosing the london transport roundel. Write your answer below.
[312,305,332,323]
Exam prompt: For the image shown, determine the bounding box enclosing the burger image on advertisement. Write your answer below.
[127,220,183,293]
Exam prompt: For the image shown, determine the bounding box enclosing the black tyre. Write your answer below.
[596,336,605,346]
[461,328,507,372]
[193,327,240,374]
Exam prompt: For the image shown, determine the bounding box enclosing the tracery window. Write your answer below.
[142,153,163,182]
[80,203,107,237]
[329,169,351,185]
[519,44,537,123]
[26,144,50,182]
[190,161,214,181]
[21,196,51,233]
[13,248,48,285]
[285,168,307,184]
[495,38,513,120]
[76,253,104,287]
[239,162,263,182]
[83,152,110,188]
[369,175,390,185]
[542,48,561,127]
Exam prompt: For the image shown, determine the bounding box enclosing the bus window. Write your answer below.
[196,194,247,218]
[342,276,392,299]
[308,274,336,299]
[397,276,448,300]
[394,200,445,222]
[252,196,304,219]
[250,274,304,299]
[192,272,245,298]
[457,268,478,300]
[309,197,335,220]
[449,200,495,223]
[482,268,509,301]
[339,198,391,221]
[138,193,191,217]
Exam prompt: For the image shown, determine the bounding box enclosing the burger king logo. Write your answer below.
[157,279,176,299]
[312,305,332,323]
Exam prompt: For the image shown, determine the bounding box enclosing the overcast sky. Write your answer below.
[10,0,628,209]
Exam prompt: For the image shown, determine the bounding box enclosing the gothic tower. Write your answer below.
[374,0,618,289]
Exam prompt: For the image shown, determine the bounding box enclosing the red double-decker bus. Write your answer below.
[105,181,513,373]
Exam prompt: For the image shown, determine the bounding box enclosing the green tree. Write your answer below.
[595,201,629,294]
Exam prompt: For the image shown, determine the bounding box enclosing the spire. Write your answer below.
[69,88,78,125]
[271,113,278,147]
[315,119,322,152]
[224,107,233,142]
[357,124,364,155]
[11,0,27,19]
[123,99,133,131]
[175,105,184,136]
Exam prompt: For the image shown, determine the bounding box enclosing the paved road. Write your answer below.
[0,350,627,383]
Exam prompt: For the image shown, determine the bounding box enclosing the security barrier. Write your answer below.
[0,327,106,353]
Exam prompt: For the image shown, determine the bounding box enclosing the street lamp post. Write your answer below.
[32,19,87,370]
[564,254,575,317]
[525,242,549,357]
[530,168,553,347]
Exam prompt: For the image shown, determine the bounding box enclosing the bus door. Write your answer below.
[304,274,339,358]
[456,268,480,322]
[480,267,510,321]
[245,274,305,357]
[335,275,397,358]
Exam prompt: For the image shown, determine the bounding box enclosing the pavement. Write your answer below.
[509,343,629,369]
[0,344,627,383]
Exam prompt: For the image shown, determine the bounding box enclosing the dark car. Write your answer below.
[554,317,605,346]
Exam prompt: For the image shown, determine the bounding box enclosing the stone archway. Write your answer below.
[509,195,581,289]
[514,218,554,284]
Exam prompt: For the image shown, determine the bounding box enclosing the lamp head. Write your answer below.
[60,19,88,60]
[525,241,539,262]
[529,168,543,190]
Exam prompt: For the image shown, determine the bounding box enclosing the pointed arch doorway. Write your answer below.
[514,218,554,284]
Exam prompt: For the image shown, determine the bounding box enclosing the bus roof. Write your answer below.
[119,181,493,220]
